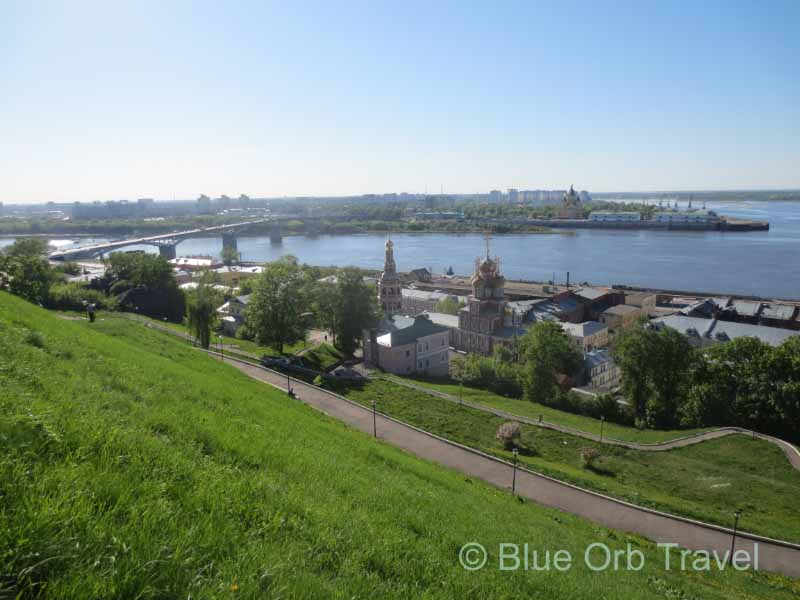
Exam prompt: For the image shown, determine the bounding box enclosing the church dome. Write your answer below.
[479,256,496,277]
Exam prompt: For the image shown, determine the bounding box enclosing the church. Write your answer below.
[557,185,583,219]
[450,236,527,355]
[363,238,451,376]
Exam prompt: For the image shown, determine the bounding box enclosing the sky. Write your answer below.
[1,1,798,203]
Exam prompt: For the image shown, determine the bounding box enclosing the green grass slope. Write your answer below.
[387,374,711,443]
[338,379,800,544]
[0,293,797,599]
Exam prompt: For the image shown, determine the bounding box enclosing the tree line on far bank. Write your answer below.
[451,319,800,443]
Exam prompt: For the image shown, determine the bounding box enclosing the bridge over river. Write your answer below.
[49,218,275,261]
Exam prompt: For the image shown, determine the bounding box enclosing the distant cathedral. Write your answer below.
[378,238,402,315]
[558,185,582,219]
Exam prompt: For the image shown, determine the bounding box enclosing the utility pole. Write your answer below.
[729,509,743,565]
[511,447,519,495]
[371,400,377,437]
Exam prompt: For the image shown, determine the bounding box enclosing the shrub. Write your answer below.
[47,282,109,312]
[580,447,601,469]
[24,330,46,348]
[496,422,521,450]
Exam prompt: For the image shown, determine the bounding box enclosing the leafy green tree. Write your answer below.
[769,336,800,441]
[683,337,768,428]
[643,327,694,428]
[434,296,464,315]
[104,252,184,321]
[519,321,583,405]
[1,238,54,304]
[246,256,310,353]
[311,268,379,356]
[185,282,217,349]
[106,252,177,294]
[334,267,380,356]
[614,325,694,429]
[221,245,240,266]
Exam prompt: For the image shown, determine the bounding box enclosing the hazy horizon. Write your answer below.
[2,1,798,204]
[5,187,800,206]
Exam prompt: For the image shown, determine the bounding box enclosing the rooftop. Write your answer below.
[423,311,459,329]
[731,300,763,317]
[561,321,608,338]
[760,303,797,321]
[584,349,614,369]
[602,304,640,316]
[651,315,798,347]
[574,287,610,301]
[376,315,451,347]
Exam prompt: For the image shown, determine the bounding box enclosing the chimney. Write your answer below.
[566,271,570,289]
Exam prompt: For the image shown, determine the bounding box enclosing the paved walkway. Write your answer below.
[385,376,800,472]
[213,352,800,579]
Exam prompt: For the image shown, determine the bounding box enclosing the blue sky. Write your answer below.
[1,1,798,203]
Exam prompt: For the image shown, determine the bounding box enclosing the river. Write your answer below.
[2,200,798,299]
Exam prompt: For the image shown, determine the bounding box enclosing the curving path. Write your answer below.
[210,352,800,579]
[385,376,800,473]
[130,312,799,473]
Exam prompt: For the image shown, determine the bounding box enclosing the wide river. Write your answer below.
[3,200,799,299]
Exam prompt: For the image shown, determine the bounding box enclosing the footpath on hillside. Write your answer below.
[209,351,800,579]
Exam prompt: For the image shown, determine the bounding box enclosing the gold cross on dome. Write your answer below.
[484,231,492,258]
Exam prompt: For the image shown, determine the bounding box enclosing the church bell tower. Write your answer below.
[378,238,402,315]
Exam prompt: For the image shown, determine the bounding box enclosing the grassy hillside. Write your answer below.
[386,374,711,443]
[336,379,800,544]
[0,292,797,599]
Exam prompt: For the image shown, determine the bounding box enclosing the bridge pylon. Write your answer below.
[151,238,179,261]
[222,231,238,252]
[270,222,282,244]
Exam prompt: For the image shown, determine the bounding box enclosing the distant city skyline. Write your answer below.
[2,1,798,204]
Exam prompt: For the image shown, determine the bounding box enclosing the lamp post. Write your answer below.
[218,335,223,360]
[512,447,519,495]
[371,400,377,437]
[459,379,463,407]
[600,416,605,444]
[729,509,742,564]
[286,372,292,395]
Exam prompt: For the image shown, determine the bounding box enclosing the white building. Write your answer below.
[653,210,720,224]
[589,211,641,222]
[560,321,609,351]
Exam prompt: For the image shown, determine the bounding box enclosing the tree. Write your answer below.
[519,321,583,405]
[221,245,240,266]
[334,267,380,356]
[643,327,694,428]
[1,238,54,304]
[104,252,184,321]
[614,325,694,429]
[496,422,521,450]
[311,268,379,356]
[434,296,463,315]
[246,257,310,353]
[769,336,800,442]
[185,281,217,349]
[613,325,657,426]
[682,337,768,429]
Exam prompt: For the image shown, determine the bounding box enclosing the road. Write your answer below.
[214,352,800,579]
